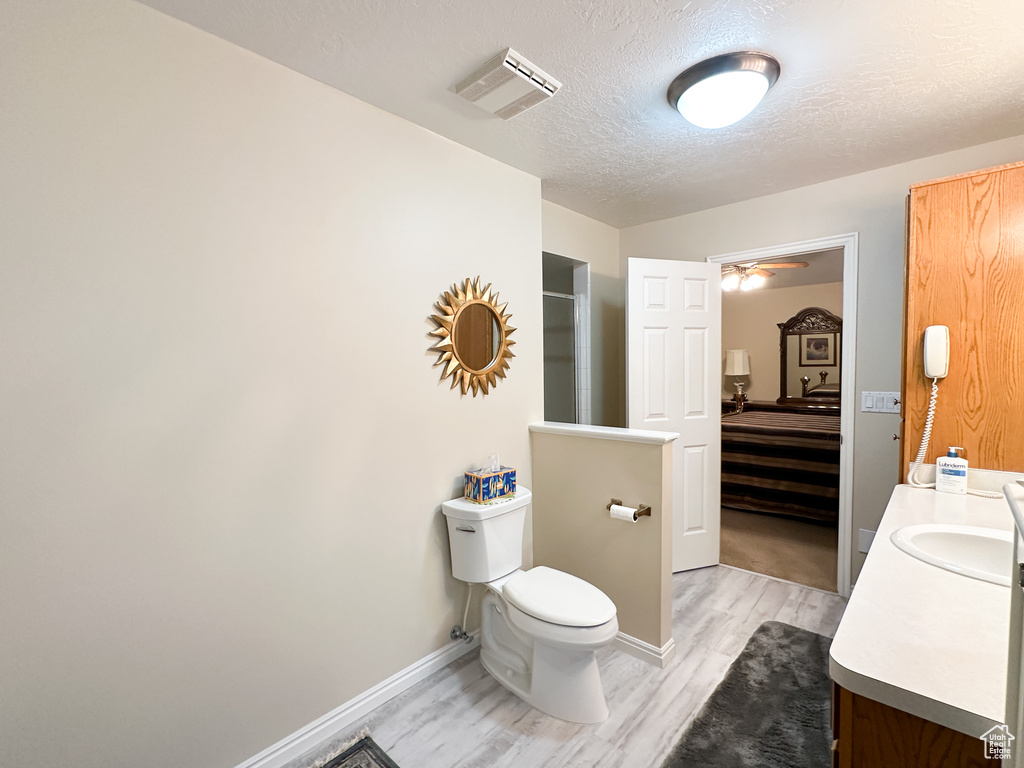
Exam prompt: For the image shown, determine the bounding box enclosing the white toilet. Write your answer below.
[441,487,618,724]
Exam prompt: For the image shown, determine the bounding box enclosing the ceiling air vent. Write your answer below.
[454,48,561,120]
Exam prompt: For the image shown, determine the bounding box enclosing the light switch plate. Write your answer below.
[861,391,901,413]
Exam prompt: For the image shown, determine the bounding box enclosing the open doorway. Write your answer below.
[709,235,858,597]
[542,252,591,424]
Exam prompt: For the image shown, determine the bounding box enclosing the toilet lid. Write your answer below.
[503,566,616,627]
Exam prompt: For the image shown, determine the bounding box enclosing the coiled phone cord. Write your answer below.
[909,378,1002,498]
[908,378,939,489]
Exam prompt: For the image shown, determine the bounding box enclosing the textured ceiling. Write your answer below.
[138,0,1024,228]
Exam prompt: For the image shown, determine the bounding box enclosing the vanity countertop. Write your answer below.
[829,483,1012,737]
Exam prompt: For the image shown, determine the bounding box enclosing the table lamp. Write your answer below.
[725,349,751,412]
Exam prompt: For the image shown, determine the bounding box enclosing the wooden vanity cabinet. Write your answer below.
[831,683,999,768]
[900,160,1024,480]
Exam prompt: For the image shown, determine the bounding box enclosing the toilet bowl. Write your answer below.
[441,488,619,724]
[479,567,618,723]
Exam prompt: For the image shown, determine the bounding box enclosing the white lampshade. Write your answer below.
[724,349,750,377]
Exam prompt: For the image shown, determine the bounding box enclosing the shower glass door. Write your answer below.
[543,292,577,423]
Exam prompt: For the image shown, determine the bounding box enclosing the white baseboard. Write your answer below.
[613,632,676,668]
[236,633,480,768]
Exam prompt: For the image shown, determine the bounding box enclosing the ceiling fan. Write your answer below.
[721,261,808,291]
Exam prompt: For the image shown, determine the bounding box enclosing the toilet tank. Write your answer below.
[441,487,532,583]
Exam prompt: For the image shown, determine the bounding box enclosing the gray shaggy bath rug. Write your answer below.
[661,621,832,768]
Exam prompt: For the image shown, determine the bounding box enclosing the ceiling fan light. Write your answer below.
[722,273,741,291]
[740,273,766,291]
[667,52,780,130]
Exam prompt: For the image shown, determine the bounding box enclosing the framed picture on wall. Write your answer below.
[800,334,835,366]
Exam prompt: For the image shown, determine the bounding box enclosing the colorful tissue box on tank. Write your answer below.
[464,466,516,503]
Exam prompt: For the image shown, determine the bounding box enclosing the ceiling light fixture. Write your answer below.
[720,261,807,291]
[667,52,780,129]
[739,273,766,291]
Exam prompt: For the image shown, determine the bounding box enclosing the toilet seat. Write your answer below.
[503,566,616,627]
[503,601,619,650]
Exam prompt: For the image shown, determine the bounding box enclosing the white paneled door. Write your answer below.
[627,258,721,572]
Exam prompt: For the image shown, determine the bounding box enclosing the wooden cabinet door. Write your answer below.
[833,684,1000,767]
[901,160,1024,479]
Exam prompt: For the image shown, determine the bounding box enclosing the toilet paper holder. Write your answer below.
[607,498,651,519]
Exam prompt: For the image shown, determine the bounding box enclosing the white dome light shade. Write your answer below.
[668,52,780,130]
[675,71,770,129]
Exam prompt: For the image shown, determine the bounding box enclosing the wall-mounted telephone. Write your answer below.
[923,325,949,379]
[909,327,999,497]
[909,325,948,487]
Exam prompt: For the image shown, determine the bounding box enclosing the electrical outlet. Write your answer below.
[858,529,876,554]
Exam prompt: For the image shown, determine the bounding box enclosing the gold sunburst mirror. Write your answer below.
[429,277,516,396]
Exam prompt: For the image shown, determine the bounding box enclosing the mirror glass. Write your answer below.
[778,307,842,402]
[429,277,516,396]
[453,303,500,371]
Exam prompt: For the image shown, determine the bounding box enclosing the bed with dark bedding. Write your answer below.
[720,408,840,522]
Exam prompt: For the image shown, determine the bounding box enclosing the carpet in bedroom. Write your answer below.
[720,508,837,592]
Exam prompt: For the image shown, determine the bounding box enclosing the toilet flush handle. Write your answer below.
[456,525,476,533]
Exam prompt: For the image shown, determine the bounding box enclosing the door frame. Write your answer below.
[707,232,858,598]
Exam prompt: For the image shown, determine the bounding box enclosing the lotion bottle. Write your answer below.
[935,446,968,495]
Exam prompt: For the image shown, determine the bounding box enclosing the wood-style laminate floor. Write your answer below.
[290,566,847,768]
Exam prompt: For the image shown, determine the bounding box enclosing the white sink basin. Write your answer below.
[890,524,1013,587]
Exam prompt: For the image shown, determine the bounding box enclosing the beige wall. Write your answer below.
[621,133,1024,580]
[530,430,672,652]
[0,2,543,767]
[723,282,844,402]
[541,201,626,427]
